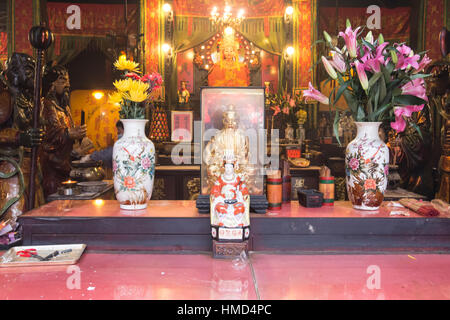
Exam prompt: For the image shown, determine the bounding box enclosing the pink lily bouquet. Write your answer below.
[304,20,431,141]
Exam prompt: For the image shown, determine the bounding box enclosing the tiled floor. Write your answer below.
[0,252,449,300]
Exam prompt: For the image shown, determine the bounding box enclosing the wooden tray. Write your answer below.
[0,244,86,267]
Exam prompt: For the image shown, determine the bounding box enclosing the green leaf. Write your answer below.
[391,87,402,96]
[361,39,376,51]
[410,73,432,80]
[410,121,424,140]
[385,61,395,74]
[333,111,341,146]
[357,106,366,121]
[367,99,373,121]
[334,84,349,106]
[373,85,380,114]
[393,95,427,106]
[343,90,358,114]
[371,103,391,120]
[379,76,387,103]
[312,39,326,47]
[368,72,383,89]
[380,64,391,85]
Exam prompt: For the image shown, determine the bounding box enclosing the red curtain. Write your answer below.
[144,0,159,74]
[296,0,312,88]
[14,0,34,56]
[319,7,411,43]
[46,2,138,36]
[0,32,7,61]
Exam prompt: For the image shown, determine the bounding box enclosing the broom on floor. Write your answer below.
[398,199,440,217]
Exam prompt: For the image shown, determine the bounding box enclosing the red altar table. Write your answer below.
[18,200,450,253]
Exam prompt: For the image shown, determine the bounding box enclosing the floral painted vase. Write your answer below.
[113,119,155,210]
[345,122,389,210]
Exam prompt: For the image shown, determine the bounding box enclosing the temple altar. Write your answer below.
[19,200,450,253]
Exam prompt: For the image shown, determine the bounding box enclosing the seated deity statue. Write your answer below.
[203,105,250,189]
[207,31,249,87]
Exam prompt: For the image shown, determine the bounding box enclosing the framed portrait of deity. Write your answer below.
[200,87,266,196]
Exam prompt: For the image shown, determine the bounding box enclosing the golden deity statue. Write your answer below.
[208,29,249,87]
[204,105,250,190]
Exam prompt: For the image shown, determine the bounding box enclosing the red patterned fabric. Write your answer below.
[14,0,34,56]
[296,0,312,88]
[0,32,7,60]
[319,7,411,43]
[46,2,138,36]
[425,0,445,61]
[173,0,285,17]
[144,0,159,73]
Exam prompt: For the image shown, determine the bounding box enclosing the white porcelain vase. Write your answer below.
[345,122,389,210]
[113,119,155,210]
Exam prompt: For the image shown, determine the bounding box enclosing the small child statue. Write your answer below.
[210,152,250,242]
[177,80,190,109]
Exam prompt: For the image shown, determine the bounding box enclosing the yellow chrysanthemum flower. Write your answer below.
[114,55,140,73]
[108,91,124,105]
[113,78,133,92]
[129,80,149,93]
[123,88,149,103]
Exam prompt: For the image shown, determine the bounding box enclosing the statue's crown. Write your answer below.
[223,150,236,164]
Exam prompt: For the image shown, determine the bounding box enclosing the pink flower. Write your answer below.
[330,51,347,73]
[391,103,424,133]
[141,157,151,170]
[123,176,136,189]
[384,165,389,176]
[396,44,412,56]
[354,61,369,90]
[414,54,432,73]
[113,160,118,173]
[271,105,281,116]
[364,58,381,73]
[364,42,389,73]
[397,55,420,70]
[152,73,163,85]
[376,42,389,57]
[339,26,361,58]
[390,113,407,132]
[282,106,289,114]
[303,82,329,105]
[395,45,420,70]
[364,179,377,190]
[125,73,141,80]
[394,105,424,118]
[289,99,295,107]
[401,78,428,102]
[349,158,359,171]
[322,56,337,79]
